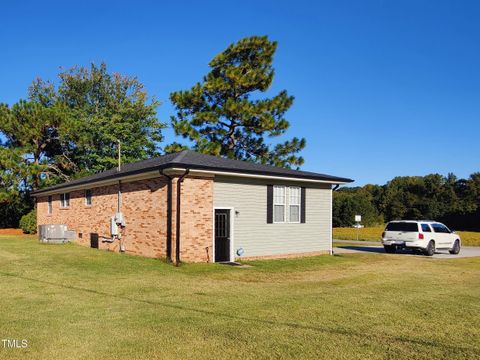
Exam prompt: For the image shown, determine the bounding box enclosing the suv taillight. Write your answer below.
[419,233,424,240]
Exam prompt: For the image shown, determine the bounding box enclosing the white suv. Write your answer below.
[381,220,461,256]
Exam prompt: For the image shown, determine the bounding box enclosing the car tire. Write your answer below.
[424,241,435,256]
[384,245,396,254]
[449,239,460,255]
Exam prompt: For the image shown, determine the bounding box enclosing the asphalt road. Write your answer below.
[333,240,480,259]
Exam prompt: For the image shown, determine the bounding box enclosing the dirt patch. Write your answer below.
[0,228,25,235]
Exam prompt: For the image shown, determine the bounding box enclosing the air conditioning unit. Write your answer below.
[38,224,76,244]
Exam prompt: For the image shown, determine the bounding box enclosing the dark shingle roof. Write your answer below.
[32,150,353,195]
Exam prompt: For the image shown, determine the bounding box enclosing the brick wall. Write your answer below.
[177,177,214,263]
[36,176,214,262]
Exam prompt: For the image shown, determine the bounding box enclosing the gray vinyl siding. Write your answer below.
[213,176,332,258]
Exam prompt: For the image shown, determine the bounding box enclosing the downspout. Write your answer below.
[175,169,190,266]
[160,169,173,262]
[117,180,126,252]
[330,184,340,255]
[117,140,123,230]
[117,180,122,212]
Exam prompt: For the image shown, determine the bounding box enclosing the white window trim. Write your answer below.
[273,185,301,224]
[288,186,301,224]
[60,193,70,208]
[273,185,287,223]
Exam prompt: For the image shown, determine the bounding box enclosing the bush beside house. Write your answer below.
[20,209,36,234]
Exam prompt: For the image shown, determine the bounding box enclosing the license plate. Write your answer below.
[384,240,404,245]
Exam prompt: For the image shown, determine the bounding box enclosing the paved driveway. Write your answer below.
[333,240,480,259]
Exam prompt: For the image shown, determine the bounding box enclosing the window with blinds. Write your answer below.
[272,186,302,223]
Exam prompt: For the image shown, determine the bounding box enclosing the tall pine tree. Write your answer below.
[167,36,306,168]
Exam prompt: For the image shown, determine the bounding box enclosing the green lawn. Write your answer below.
[1,236,480,359]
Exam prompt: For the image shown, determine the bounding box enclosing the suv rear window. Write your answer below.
[385,222,419,232]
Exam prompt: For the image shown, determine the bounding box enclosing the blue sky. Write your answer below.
[1,0,479,186]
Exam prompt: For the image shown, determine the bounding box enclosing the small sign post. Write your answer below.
[355,215,362,241]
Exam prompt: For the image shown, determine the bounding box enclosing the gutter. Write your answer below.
[175,169,190,266]
[117,180,122,212]
[167,167,353,185]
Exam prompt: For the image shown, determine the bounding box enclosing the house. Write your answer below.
[32,151,353,263]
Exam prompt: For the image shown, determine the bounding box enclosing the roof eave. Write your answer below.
[31,164,353,196]
[31,168,162,196]
[165,166,353,184]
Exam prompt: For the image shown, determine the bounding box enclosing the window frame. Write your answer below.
[288,186,301,223]
[272,185,302,224]
[432,223,451,234]
[47,195,53,215]
[85,189,92,206]
[60,193,70,208]
[273,185,287,223]
[421,224,432,232]
[385,222,419,232]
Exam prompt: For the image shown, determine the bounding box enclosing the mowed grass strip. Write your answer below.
[0,236,479,359]
[333,226,480,246]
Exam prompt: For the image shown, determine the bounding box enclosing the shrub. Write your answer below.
[20,209,37,234]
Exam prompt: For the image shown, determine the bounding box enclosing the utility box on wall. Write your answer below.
[110,217,119,236]
[90,233,99,248]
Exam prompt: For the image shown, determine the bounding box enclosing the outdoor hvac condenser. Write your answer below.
[38,224,76,243]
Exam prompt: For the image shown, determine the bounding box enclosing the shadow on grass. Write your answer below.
[339,246,386,254]
[339,246,427,256]
[0,270,476,354]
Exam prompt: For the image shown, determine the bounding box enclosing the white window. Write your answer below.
[272,186,302,223]
[273,186,286,222]
[85,189,92,206]
[289,187,301,223]
[48,195,52,214]
[60,193,70,208]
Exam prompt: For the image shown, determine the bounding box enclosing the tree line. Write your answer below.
[2,36,478,232]
[333,173,480,231]
[0,36,306,227]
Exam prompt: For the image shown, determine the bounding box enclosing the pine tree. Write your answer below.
[0,99,68,188]
[167,36,306,168]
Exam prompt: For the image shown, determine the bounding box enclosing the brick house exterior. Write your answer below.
[33,151,352,263]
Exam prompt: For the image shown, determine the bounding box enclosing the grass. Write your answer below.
[1,235,480,359]
[333,226,480,246]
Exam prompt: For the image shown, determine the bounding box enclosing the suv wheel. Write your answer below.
[449,240,460,255]
[424,240,435,256]
[384,245,396,254]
